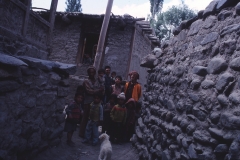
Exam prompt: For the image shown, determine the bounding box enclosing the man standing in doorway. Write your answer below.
[103,66,113,104]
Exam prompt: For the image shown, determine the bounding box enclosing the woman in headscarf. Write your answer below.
[79,66,104,137]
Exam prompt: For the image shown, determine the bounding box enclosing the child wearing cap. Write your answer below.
[110,92,127,144]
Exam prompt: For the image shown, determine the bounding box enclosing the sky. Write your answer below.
[32,0,211,18]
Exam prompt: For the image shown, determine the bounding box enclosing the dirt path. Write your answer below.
[34,127,139,160]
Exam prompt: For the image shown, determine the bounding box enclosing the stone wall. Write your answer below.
[0,0,49,59]
[0,53,76,160]
[132,1,240,160]
[102,23,134,79]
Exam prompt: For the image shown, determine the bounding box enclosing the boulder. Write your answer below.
[201,80,215,89]
[203,0,218,18]
[188,93,200,102]
[207,58,228,74]
[210,112,221,124]
[217,10,232,21]
[173,65,185,77]
[217,94,229,106]
[140,54,158,68]
[229,91,240,104]
[198,10,204,19]
[193,107,207,121]
[203,16,217,29]
[214,144,229,153]
[190,79,201,90]
[187,20,203,36]
[220,24,240,37]
[200,32,219,45]
[188,144,198,159]
[220,113,240,129]
[230,57,240,71]
[192,66,208,76]
[219,39,236,55]
[216,72,234,92]
[216,0,239,10]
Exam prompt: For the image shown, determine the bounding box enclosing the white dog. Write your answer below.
[98,132,112,160]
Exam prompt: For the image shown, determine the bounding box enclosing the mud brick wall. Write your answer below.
[49,16,82,64]
[0,53,76,160]
[129,24,152,85]
[132,1,240,160]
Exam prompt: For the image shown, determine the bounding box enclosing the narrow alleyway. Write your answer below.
[34,125,139,160]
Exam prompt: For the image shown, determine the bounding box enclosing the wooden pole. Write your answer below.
[93,0,113,71]
[48,0,58,43]
[22,0,31,37]
[81,38,86,63]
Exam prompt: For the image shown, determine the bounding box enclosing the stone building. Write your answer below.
[36,11,160,85]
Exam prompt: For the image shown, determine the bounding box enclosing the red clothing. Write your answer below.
[110,104,127,123]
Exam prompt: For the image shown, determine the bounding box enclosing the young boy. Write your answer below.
[111,71,116,84]
[82,94,103,146]
[110,92,127,144]
[111,75,124,96]
[64,93,84,146]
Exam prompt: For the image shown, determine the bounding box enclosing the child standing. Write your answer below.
[124,98,136,142]
[64,93,84,146]
[110,92,127,144]
[111,71,116,84]
[82,94,103,146]
[111,75,124,96]
[103,94,117,134]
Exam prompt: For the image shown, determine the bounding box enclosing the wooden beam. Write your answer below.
[48,0,58,43]
[93,0,114,71]
[22,0,31,37]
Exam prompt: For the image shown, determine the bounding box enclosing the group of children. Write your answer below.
[63,66,142,146]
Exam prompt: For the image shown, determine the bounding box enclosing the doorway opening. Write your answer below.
[81,33,99,65]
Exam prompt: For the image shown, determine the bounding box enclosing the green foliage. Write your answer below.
[153,2,197,41]
[149,0,164,18]
[65,0,82,12]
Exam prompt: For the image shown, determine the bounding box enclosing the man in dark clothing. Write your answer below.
[103,66,112,104]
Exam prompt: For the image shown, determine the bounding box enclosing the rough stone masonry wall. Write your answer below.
[132,1,240,160]
[0,53,76,160]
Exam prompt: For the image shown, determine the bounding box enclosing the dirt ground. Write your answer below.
[34,127,139,160]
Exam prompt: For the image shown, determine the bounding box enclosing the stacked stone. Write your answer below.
[0,53,76,160]
[133,1,240,160]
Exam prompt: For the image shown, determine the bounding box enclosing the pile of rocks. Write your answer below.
[133,0,240,159]
[0,53,76,159]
